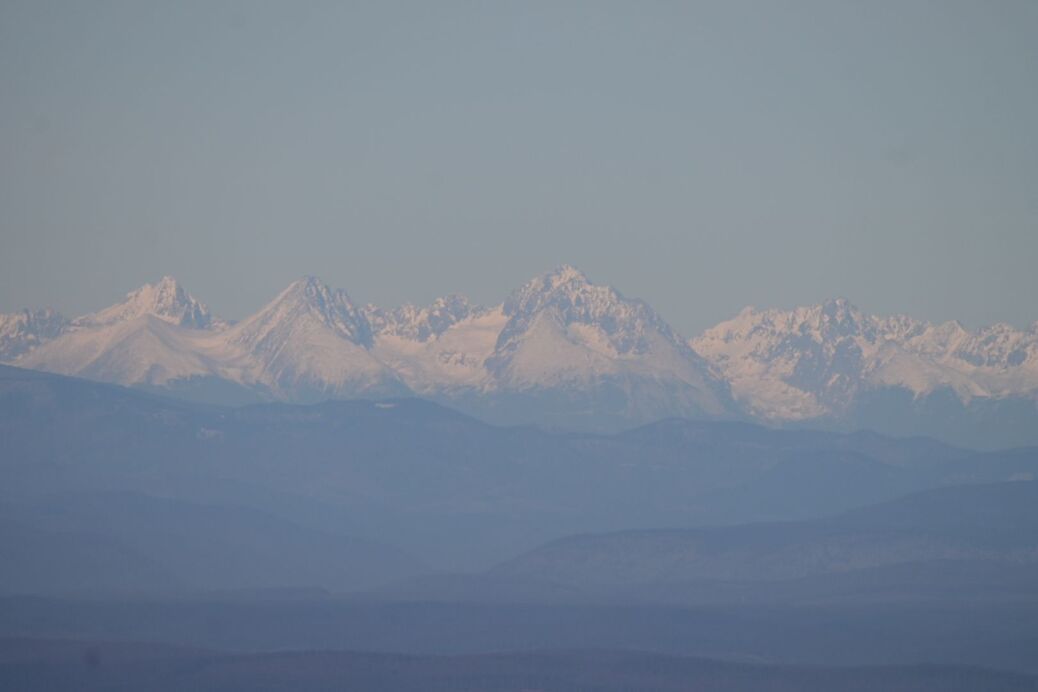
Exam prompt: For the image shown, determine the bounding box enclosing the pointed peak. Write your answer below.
[496,264,683,357]
[278,275,354,306]
[136,275,185,295]
[76,276,220,330]
[543,264,590,288]
[509,265,602,306]
[507,265,600,308]
[122,275,173,297]
[252,276,371,347]
[286,275,329,292]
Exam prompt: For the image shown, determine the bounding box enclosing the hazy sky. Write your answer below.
[1,0,1035,335]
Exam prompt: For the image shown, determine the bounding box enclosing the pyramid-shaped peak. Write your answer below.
[78,276,220,330]
[252,276,371,347]
[508,265,609,313]
[275,276,360,311]
[154,275,180,289]
[139,276,196,312]
[284,275,334,296]
[134,275,182,298]
[497,265,682,356]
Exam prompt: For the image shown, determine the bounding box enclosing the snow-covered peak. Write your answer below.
[503,265,594,315]
[499,265,678,356]
[544,263,590,289]
[875,313,931,343]
[773,298,870,340]
[10,272,1037,435]
[220,276,407,400]
[481,267,732,419]
[232,276,373,349]
[950,322,1038,369]
[365,294,483,342]
[76,276,225,330]
[0,307,69,360]
[279,275,358,316]
[693,299,1038,420]
[699,300,867,353]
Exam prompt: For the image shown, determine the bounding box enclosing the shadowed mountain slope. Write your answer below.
[2,638,1036,692]
[2,364,1036,574]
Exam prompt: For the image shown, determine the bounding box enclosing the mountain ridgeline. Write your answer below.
[2,267,1038,446]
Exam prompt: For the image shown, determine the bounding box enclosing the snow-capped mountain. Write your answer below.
[225,276,406,401]
[692,298,887,420]
[692,299,1038,444]
[366,296,505,394]
[75,275,227,330]
[13,277,231,388]
[365,265,735,425]
[0,266,735,428]
[0,308,69,361]
[364,295,483,342]
[490,265,685,381]
[479,265,732,423]
[9,275,409,401]
[4,270,1037,444]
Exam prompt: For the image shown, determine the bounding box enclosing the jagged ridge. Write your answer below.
[3,270,1038,443]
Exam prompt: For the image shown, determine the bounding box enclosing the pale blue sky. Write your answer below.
[1,0,1036,335]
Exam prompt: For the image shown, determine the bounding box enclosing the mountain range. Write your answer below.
[3,266,1036,447]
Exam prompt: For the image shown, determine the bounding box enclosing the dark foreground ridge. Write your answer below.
[5,597,1038,676]
[2,638,1037,692]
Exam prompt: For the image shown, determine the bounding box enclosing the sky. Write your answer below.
[0,0,1036,336]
